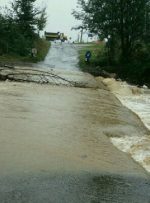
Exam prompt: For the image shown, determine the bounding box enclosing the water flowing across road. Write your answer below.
[102,78,150,173]
[37,42,79,71]
[0,43,150,202]
[39,42,150,173]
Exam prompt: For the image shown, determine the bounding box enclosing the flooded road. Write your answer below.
[37,42,79,71]
[0,43,150,202]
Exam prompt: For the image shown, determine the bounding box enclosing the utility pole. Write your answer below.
[77,33,80,43]
[80,27,83,43]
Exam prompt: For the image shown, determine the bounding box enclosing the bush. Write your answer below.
[33,38,50,61]
[0,38,50,63]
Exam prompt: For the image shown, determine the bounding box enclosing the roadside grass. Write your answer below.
[78,42,112,76]
[33,38,50,62]
[0,39,50,64]
[79,43,105,66]
[78,42,150,87]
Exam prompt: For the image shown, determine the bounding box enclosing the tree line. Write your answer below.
[0,0,46,57]
[73,0,150,85]
[73,0,150,61]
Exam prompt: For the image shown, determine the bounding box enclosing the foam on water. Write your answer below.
[111,136,150,172]
[102,78,150,172]
[117,92,150,130]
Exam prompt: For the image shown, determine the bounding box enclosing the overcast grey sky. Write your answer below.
[0,0,81,40]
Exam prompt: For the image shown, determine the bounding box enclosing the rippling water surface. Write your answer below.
[102,78,150,172]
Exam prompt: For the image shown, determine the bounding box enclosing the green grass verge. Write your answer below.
[78,43,150,87]
[0,38,50,64]
[78,43,112,75]
[79,43,106,67]
[32,38,51,62]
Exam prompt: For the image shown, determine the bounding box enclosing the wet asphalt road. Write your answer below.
[0,172,150,203]
[0,43,150,202]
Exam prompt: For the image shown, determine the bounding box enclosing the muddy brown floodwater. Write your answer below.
[0,43,150,202]
[0,82,150,202]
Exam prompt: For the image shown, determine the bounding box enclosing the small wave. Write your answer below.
[111,135,150,172]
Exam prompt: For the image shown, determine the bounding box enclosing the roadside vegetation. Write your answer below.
[73,0,150,87]
[0,0,49,64]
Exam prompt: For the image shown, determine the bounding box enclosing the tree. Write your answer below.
[0,14,8,54]
[144,1,150,43]
[12,0,38,37]
[0,0,47,56]
[37,7,47,36]
[12,0,47,38]
[73,0,150,61]
[11,0,47,55]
